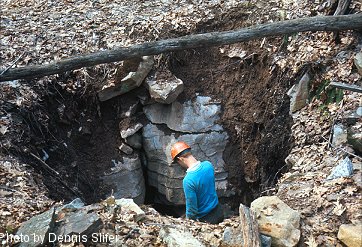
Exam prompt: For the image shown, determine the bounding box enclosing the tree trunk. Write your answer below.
[334,0,351,15]
[333,0,352,43]
[239,204,261,247]
[1,14,362,82]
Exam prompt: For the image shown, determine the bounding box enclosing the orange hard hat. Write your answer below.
[171,141,191,160]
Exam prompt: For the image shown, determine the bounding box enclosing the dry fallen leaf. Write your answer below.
[332,199,346,216]
[344,186,357,196]
[305,234,318,247]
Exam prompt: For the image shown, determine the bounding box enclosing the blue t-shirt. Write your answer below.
[183,161,218,219]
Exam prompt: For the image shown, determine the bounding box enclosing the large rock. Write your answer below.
[143,123,230,204]
[159,226,204,247]
[326,157,354,180]
[16,199,101,247]
[338,224,362,247]
[145,71,184,104]
[142,96,232,205]
[287,72,310,113]
[126,132,143,149]
[102,155,145,204]
[98,56,154,101]
[119,143,133,155]
[17,207,56,247]
[55,205,103,240]
[251,196,301,247]
[143,96,223,133]
[354,52,362,76]
[120,123,143,139]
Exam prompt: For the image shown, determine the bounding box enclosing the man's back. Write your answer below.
[183,161,218,219]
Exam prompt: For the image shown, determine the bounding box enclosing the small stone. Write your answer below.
[115,198,145,222]
[332,124,347,147]
[326,194,339,202]
[62,198,85,209]
[119,143,133,155]
[260,234,272,247]
[120,123,143,139]
[98,56,154,101]
[354,52,362,76]
[159,226,204,247]
[326,157,353,180]
[357,107,362,117]
[145,72,184,104]
[337,224,362,247]
[221,226,243,246]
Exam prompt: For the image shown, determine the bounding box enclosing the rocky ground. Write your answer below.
[1,0,362,246]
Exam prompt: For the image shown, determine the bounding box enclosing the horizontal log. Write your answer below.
[1,14,362,82]
[329,81,362,93]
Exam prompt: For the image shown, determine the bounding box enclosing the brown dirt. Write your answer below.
[169,43,293,205]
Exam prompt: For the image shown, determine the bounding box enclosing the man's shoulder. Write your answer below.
[201,160,214,169]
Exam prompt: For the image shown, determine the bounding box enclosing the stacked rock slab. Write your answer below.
[102,155,145,205]
[142,96,231,205]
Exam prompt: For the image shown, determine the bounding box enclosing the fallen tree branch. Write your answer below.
[29,152,60,176]
[329,81,362,93]
[1,14,362,82]
[322,136,362,161]
[0,52,26,76]
[29,152,81,197]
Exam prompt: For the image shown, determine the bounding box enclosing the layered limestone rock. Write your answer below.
[98,56,154,101]
[145,71,184,104]
[142,96,231,205]
[102,155,145,204]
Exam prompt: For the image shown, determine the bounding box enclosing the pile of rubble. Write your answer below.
[7,195,306,247]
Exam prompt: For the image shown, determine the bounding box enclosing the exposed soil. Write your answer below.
[1,13,293,211]
[169,44,293,206]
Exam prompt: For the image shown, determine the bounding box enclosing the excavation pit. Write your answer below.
[1,41,293,216]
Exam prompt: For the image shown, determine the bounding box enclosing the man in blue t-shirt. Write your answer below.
[171,141,224,224]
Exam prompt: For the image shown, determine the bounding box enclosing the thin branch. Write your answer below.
[0,52,26,76]
[0,185,17,192]
[329,81,362,93]
[144,223,178,228]
[29,152,60,176]
[29,152,82,197]
[322,136,362,161]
